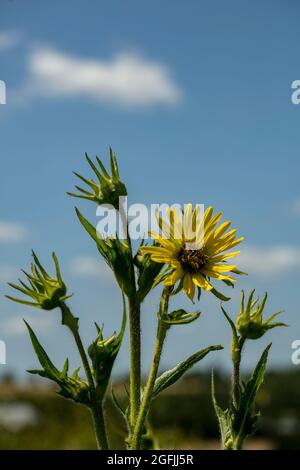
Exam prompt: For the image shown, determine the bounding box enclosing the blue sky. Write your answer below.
[1,0,300,380]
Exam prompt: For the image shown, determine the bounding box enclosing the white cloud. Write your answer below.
[0,30,20,50]
[70,256,114,281]
[291,197,300,216]
[0,221,28,243]
[0,315,55,337]
[18,46,182,107]
[238,245,300,279]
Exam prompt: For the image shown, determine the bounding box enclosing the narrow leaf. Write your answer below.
[24,320,60,378]
[152,345,223,399]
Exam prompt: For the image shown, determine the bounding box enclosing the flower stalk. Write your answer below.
[128,294,142,427]
[231,336,245,408]
[122,216,142,429]
[131,285,172,450]
[212,291,286,450]
[59,302,109,450]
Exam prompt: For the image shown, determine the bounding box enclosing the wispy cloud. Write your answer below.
[0,315,56,337]
[238,245,300,279]
[70,256,114,281]
[0,30,21,51]
[17,46,182,107]
[0,221,28,243]
[291,197,300,216]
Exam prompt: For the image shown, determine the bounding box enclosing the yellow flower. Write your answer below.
[140,204,244,302]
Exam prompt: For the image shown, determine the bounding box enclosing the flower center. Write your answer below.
[177,248,209,274]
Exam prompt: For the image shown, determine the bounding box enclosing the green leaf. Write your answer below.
[88,293,127,400]
[24,320,60,378]
[163,309,200,325]
[111,386,128,423]
[211,372,233,449]
[233,343,272,438]
[243,343,271,408]
[152,345,223,399]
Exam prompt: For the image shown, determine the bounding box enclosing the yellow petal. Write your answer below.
[202,269,236,282]
[183,273,195,301]
[166,207,183,240]
[206,264,237,273]
[214,237,244,254]
[204,206,213,225]
[192,273,213,291]
[204,212,223,241]
[164,267,184,286]
[140,246,171,256]
[193,205,205,247]
[205,221,231,245]
[211,251,240,262]
[183,203,193,241]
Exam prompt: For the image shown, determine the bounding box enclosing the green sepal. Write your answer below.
[68,149,127,209]
[170,278,184,297]
[6,252,69,311]
[236,290,287,340]
[25,321,90,405]
[211,287,231,302]
[88,294,127,401]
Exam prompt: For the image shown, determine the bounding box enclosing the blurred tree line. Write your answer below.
[0,369,299,449]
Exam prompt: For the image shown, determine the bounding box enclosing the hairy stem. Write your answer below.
[131,286,172,450]
[231,337,245,408]
[72,328,95,389]
[122,214,142,430]
[129,296,141,428]
[231,336,245,450]
[90,402,109,450]
[60,303,109,449]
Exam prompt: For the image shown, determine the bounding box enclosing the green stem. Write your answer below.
[231,337,245,408]
[90,402,109,450]
[234,433,244,451]
[128,296,141,428]
[131,286,171,450]
[231,336,245,450]
[123,218,142,430]
[72,328,95,389]
[60,303,109,449]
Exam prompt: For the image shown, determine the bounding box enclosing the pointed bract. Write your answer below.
[68,149,127,209]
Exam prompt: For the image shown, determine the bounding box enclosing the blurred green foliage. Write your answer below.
[0,369,299,450]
